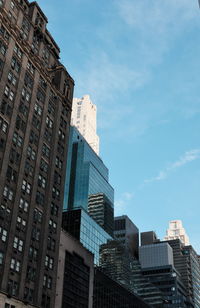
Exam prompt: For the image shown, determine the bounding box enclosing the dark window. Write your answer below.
[6,165,17,182]
[0,100,12,117]
[33,208,43,223]
[24,72,33,89]
[15,115,26,132]
[11,57,21,73]
[36,191,45,206]
[7,280,18,296]
[29,130,38,146]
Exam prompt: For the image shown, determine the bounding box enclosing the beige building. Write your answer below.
[164,220,190,246]
[71,95,99,154]
[55,230,94,308]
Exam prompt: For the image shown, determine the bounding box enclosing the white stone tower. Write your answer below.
[164,220,190,246]
[71,95,99,155]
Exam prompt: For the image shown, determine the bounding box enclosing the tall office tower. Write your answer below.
[114,215,139,258]
[139,243,190,308]
[163,239,200,308]
[71,95,99,154]
[88,193,114,236]
[164,220,190,245]
[64,126,114,215]
[0,1,74,307]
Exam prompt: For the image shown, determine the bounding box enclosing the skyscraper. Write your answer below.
[164,220,190,245]
[71,95,99,154]
[64,126,114,213]
[0,1,74,307]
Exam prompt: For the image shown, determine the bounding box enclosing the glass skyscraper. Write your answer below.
[64,126,114,213]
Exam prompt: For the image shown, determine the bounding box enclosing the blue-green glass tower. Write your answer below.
[64,126,114,211]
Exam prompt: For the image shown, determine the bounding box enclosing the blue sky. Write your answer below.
[37,0,200,252]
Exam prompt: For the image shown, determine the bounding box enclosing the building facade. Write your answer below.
[71,95,99,154]
[62,209,112,265]
[114,215,139,258]
[63,126,114,213]
[164,220,190,246]
[0,1,74,307]
[55,230,94,308]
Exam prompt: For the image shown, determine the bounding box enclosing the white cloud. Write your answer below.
[145,149,200,183]
[115,191,134,215]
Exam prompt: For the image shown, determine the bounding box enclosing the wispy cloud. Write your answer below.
[115,191,134,215]
[145,149,200,183]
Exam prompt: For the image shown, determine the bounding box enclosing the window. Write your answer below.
[13,236,23,252]
[10,258,20,272]
[48,101,55,115]
[32,227,40,241]
[38,174,46,189]
[43,275,52,289]
[0,100,12,117]
[42,48,50,64]
[55,157,62,169]
[27,61,35,75]
[0,40,7,56]
[26,266,36,281]
[21,18,30,40]
[0,251,3,264]
[18,102,28,117]
[3,186,13,201]
[0,25,10,41]
[49,219,57,232]
[54,172,61,185]
[36,191,45,206]
[7,280,18,296]
[6,166,17,182]
[44,129,52,143]
[46,116,53,129]
[24,72,33,89]
[58,129,65,141]
[32,115,40,130]
[29,246,38,260]
[19,197,29,212]
[16,216,26,229]
[40,159,48,173]
[0,116,8,133]
[21,87,31,102]
[8,71,17,86]
[57,143,64,155]
[0,227,7,242]
[29,130,38,146]
[34,103,42,116]
[27,145,36,160]
[47,237,55,251]
[11,57,20,73]
[42,143,50,158]
[21,179,31,194]
[0,204,11,220]
[51,203,58,216]
[10,1,15,9]
[60,116,67,129]
[12,131,23,147]
[24,161,34,177]
[10,148,20,164]
[36,89,45,104]
[13,44,23,59]
[4,85,14,101]
[24,287,33,302]
[15,115,26,132]
[45,255,54,270]
[39,76,47,90]
[52,187,60,200]
[33,208,43,223]
[0,138,5,151]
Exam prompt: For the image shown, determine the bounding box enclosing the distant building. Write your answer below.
[164,220,190,245]
[71,95,99,154]
[141,231,158,246]
[0,1,74,307]
[139,243,190,308]
[62,209,112,265]
[55,230,94,308]
[114,215,139,258]
[88,193,114,236]
[64,126,114,214]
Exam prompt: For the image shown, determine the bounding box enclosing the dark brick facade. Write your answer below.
[0,1,74,307]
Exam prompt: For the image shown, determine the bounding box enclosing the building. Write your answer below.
[93,268,150,308]
[114,215,139,258]
[141,231,158,246]
[55,230,94,308]
[62,209,112,265]
[164,220,190,246]
[63,126,114,215]
[71,95,99,154]
[139,243,190,307]
[0,1,74,307]
[88,192,114,236]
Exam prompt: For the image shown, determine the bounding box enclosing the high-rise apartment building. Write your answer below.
[164,220,190,245]
[0,1,74,307]
[71,95,99,154]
